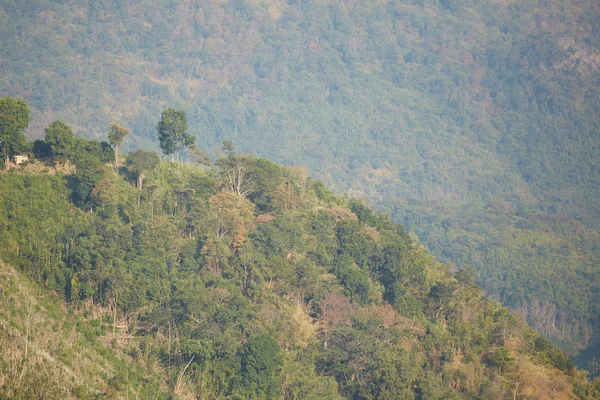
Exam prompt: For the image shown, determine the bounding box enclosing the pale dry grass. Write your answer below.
[514,354,578,400]
[290,301,317,348]
[174,357,198,400]
[443,348,487,394]
[0,261,121,398]
[1,159,76,175]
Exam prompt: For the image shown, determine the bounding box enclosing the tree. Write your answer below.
[45,121,113,167]
[126,149,160,191]
[107,123,129,173]
[91,173,119,211]
[222,139,236,158]
[72,160,105,210]
[45,120,75,161]
[456,264,475,285]
[208,190,255,250]
[333,255,371,304]
[272,183,301,215]
[0,97,30,168]
[222,158,256,198]
[239,334,282,399]
[157,108,195,161]
[216,142,256,199]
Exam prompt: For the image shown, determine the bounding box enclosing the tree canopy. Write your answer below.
[126,148,160,190]
[157,108,194,159]
[107,123,129,171]
[44,120,74,161]
[0,97,29,167]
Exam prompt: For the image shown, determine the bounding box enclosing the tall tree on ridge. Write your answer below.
[0,97,30,169]
[44,120,75,161]
[107,123,129,174]
[157,108,195,162]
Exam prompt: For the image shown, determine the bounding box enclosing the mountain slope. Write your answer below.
[1,138,600,398]
[2,0,600,359]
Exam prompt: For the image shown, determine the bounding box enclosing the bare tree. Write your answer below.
[217,141,255,199]
[224,159,255,198]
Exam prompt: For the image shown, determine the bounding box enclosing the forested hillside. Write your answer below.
[1,0,600,362]
[2,120,600,398]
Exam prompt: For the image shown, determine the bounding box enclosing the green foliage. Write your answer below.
[72,137,114,166]
[455,265,475,286]
[0,96,29,165]
[157,108,194,157]
[126,149,160,174]
[44,120,114,168]
[317,319,420,399]
[484,347,515,372]
[0,261,168,398]
[3,0,600,364]
[107,123,128,151]
[222,140,236,159]
[31,139,51,159]
[108,123,129,171]
[406,202,600,357]
[71,160,105,208]
[126,149,160,190]
[44,120,75,161]
[246,158,283,213]
[547,348,575,374]
[333,255,371,304]
[0,150,597,398]
[239,334,282,399]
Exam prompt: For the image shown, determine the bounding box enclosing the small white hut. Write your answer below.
[13,154,29,165]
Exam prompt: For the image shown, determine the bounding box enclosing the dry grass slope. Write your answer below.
[0,261,164,399]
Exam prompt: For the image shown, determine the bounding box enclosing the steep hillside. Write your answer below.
[0,260,168,398]
[2,0,600,360]
[1,134,600,398]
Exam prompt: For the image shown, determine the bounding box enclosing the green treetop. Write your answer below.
[44,120,75,161]
[126,149,160,191]
[157,108,195,161]
[107,123,129,173]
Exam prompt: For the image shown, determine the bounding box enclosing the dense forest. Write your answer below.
[1,0,600,367]
[2,103,600,398]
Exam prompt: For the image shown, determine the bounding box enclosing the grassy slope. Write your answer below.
[0,260,168,399]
